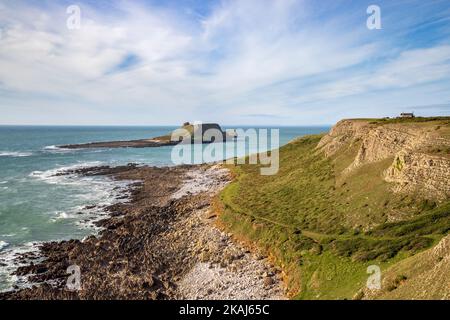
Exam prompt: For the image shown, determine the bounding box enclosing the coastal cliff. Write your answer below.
[219,117,450,299]
[317,117,450,200]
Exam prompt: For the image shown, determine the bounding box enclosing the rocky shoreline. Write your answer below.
[0,164,285,300]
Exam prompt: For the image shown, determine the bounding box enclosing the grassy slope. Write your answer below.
[217,122,450,299]
[366,234,450,299]
[153,124,194,141]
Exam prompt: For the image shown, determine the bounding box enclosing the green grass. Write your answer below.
[368,203,450,237]
[217,133,450,299]
[152,124,195,141]
[367,116,450,125]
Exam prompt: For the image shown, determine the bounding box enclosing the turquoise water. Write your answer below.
[0,125,329,291]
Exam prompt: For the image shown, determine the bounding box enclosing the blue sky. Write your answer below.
[0,0,449,125]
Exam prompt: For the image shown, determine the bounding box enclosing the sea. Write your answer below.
[0,125,329,291]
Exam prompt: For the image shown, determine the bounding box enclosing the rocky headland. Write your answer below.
[59,123,235,149]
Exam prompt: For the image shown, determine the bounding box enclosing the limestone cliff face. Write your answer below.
[349,126,428,171]
[316,119,372,157]
[384,152,450,200]
[317,119,450,200]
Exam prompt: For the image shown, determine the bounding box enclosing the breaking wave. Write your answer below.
[0,151,33,157]
[0,241,8,251]
[0,242,42,292]
[29,161,104,185]
[29,161,134,229]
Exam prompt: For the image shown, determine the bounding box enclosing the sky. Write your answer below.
[0,0,449,125]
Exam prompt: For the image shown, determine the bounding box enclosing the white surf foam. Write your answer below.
[49,211,75,222]
[0,151,33,157]
[43,145,59,150]
[43,145,70,152]
[29,161,104,185]
[47,179,133,230]
[29,161,135,230]
[1,162,136,291]
[42,145,77,154]
[0,241,42,292]
[0,241,8,251]
[44,145,109,154]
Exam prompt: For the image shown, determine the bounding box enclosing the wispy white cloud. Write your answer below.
[290,45,450,104]
[0,0,449,125]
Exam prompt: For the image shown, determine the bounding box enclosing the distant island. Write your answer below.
[59,122,235,149]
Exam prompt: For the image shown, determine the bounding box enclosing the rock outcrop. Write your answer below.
[348,126,427,171]
[317,118,450,200]
[385,152,450,200]
[316,119,372,157]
